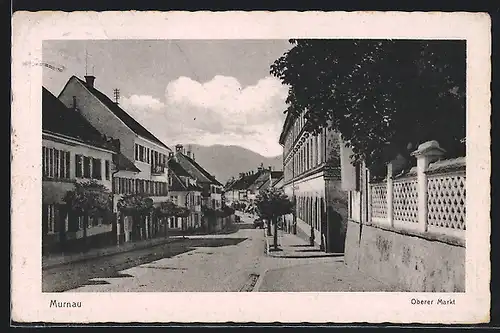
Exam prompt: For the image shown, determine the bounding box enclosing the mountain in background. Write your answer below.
[181,144,282,185]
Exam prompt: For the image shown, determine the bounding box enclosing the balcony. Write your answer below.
[151,164,165,175]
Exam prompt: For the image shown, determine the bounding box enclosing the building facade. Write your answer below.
[279,109,348,253]
[173,144,226,232]
[167,158,203,231]
[42,87,117,254]
[58,75,172,243]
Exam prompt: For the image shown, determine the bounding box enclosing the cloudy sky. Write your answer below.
[42,40,292,157]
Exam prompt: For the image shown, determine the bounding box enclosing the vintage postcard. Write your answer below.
[11,11,491,324]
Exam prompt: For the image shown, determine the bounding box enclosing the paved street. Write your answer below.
[43,213,389,293]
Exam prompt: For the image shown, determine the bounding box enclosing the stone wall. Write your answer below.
[344,219,465,292]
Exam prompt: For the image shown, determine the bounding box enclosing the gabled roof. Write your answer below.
[227,170,264,191]
[271,171,284,179]
[168,159,192,178]
[42,87,114,151]
[271,174,284,187]
[168,167,203,192]
[257,177,271,190]
[114,152,141,173]
[248,171,270,192]
[168,172,189,192]
[69,76,170,150]
[175,153,223,186]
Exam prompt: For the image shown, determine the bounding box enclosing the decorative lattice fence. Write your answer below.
[427,171,466,231]
[393,177,419,224]
[370,182,387,220]
[366,154,465,238]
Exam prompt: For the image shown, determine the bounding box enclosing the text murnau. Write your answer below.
[50,300,81,308]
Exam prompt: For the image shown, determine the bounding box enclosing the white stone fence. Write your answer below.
[368,141,466,240]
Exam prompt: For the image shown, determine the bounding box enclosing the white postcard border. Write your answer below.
[11,11,491,324]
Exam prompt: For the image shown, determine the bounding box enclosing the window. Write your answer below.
[43,147,70,179]
[75,154,83,178]
[49,148,54,178]
[147,148,150,164]
[139,145,144,161]
[135,144,139,161]
[92,158,102,180]
[54,150,60,178]
[83,156,91,178]
[105,160,110,180]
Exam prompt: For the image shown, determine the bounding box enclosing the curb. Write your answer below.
[252,268,268,292]
[42,237,182,270]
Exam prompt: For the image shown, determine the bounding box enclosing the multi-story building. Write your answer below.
[278,109,348,253]
[167,157,203,231]
[225,166,283,211]
[173,144,227,231]
[42,87,117,254]
[173,145,224,209]
[224,171,258,205]
[256,170,284,192]
[57,75,172,242]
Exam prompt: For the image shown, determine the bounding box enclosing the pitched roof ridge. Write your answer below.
[180,153,222,186]
[71,76,170,150]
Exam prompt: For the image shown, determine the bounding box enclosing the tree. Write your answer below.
[154,201,191,237]
[117,194,154,241]
[270,39,466,170]
[64,180,112,251]
[255,188,295,250]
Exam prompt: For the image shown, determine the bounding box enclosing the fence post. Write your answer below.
[411,140,446,233]
[386,162,394,227]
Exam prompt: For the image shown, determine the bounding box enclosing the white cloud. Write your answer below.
[121,94,165,111]
[124,75,288,157]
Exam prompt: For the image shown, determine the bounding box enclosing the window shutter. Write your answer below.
[42,147,47,178]
[75,154,82,178]
[59,150,65,179]
[65,152,70,178]
[93,158,102,180]
[105,160,110,180]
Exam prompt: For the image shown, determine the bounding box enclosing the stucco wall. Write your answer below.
[344,220,465,292]
[58,79,136,160]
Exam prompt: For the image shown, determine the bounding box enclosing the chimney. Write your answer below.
[186,150,192,158]
[84,75,96,88]
[268,166,272,171]
[258,162,264,171]
[175,144,183,153]
[192,153,195,161]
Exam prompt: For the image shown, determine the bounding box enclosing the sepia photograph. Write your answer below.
[11,11,491,324]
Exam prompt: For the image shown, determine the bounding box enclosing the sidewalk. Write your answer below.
[259,231,394,291]
[264,230,340,258]
[42,236,184,269]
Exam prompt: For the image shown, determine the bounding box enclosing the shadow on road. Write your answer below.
[235,222,257,230]
[44,236,248,292]
[275,253,344,259]
[186,237,248,248]
[296,248,326,253]
[83,280,111,285]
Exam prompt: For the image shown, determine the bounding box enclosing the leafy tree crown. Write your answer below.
[271,39,465,169]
